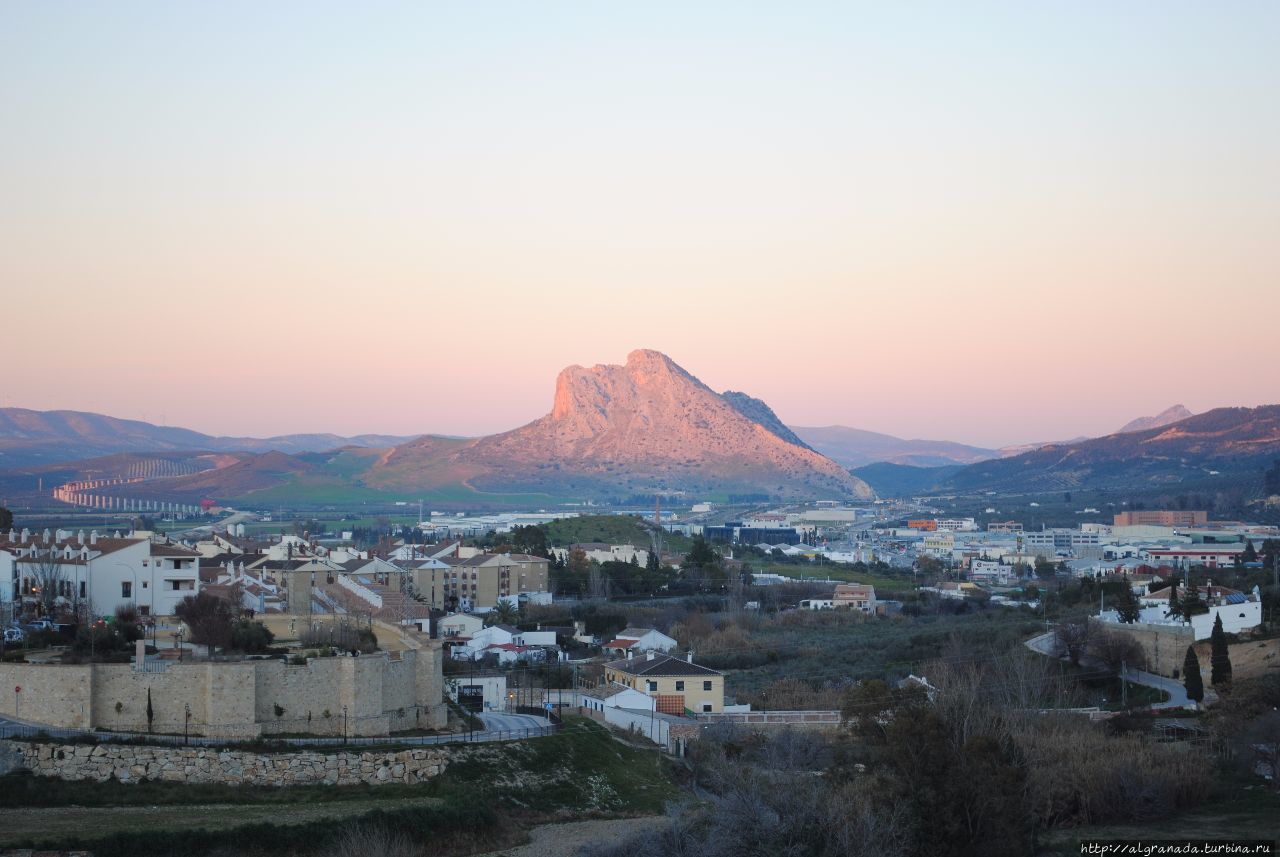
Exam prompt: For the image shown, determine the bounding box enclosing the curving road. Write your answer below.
[1024,631,1192,710]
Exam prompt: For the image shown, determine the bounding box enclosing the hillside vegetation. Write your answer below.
[0,720,675,857]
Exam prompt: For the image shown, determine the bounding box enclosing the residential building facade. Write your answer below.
[604,652,725,714]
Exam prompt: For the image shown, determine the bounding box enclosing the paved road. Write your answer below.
[0,712,555,747]
[1024,632,1193,710]
[478,712,553,733]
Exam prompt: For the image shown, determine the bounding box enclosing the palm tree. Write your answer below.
[485,600,519,627]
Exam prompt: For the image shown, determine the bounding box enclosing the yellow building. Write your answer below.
[603,652,725,715]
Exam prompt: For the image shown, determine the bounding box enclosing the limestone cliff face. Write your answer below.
[376,350,874,499]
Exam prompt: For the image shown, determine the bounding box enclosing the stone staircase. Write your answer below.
[365,583,430,624]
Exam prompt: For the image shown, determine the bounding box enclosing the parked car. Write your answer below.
[2,627,24,644]
[24,618,56,633]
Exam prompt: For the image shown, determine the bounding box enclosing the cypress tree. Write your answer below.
[146,687,154,733]
[1183,646,1204,703]
[1115,576,1141,623]
[1210,613,1232,686]
[1241,540,1257,564]
[1164,580,1182,620]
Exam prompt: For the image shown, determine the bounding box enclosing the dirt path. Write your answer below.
[477,816,667,857]
[0,797,431,847]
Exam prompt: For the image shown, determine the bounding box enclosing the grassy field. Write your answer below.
[545,514,693,554]
[748,559,919,594]
[233,477,578,510]
[719,608,1045,698]
[0,797,429,846]
[0,719,677,856]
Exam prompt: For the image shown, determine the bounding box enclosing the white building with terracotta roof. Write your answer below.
[6,528,200,619]
[602,627,677,656]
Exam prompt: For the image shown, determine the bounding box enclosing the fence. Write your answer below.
[132,661,168,674]
[0,719,560,749]
[694,710,842,726]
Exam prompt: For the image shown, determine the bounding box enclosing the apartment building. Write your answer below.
[5,528,200,618]
[416,552,550,612]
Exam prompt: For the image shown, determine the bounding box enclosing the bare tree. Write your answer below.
[587,561,609,599]
[321,824,418,857]
[1053,617,1092,665]
[27,552,67,618]
[1088,629,1147,675]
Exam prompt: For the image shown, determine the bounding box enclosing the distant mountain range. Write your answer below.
[0,408,417,468]
[1,351,872,504]
[795,405,1197,468]
[854,405,1280,496]
[791,426,996,468]
[4,382,1272,505]
[1115,404,1194,435]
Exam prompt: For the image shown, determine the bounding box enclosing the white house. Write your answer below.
[438,612,484,638]
[1099,588,1263,641]
[10,531,200,619]
[446,673,508,712]
[602,627,677,656]
[577,682,656,714]
[456,623,518,659]
[513,629,557,647]
[552,543,651,567]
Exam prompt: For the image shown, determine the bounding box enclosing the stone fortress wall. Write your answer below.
[0,621,445,737]
[0,740,451,787]
[1090,617,1195,678]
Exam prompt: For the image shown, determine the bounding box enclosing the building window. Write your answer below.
[703,681,712,691]
[702,703,712,712]
[142,581,148,589]
[79,581,86,599]
[646,681,657,692]
[121,581,132,598]
[675,681,685,691]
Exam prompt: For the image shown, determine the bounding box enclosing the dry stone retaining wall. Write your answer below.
[15,741,451,787]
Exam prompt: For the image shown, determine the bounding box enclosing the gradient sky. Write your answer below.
[2,2,1277,448]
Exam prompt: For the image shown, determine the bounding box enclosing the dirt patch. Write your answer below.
[476,816,668,857]
[0,797,433,847]
[1193,637,1280,681]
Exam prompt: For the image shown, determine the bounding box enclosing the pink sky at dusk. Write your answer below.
[2,3,1277,449]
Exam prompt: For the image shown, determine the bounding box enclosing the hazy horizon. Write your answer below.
[0,365,1263,451]
[4,3,1277,448]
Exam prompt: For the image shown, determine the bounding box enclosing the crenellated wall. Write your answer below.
[0,638,444,737]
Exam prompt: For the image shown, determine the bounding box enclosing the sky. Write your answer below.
[2,2,1277,448]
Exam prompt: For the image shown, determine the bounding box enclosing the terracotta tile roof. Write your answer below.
[604,638,640,649]
[150,543,201,557]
